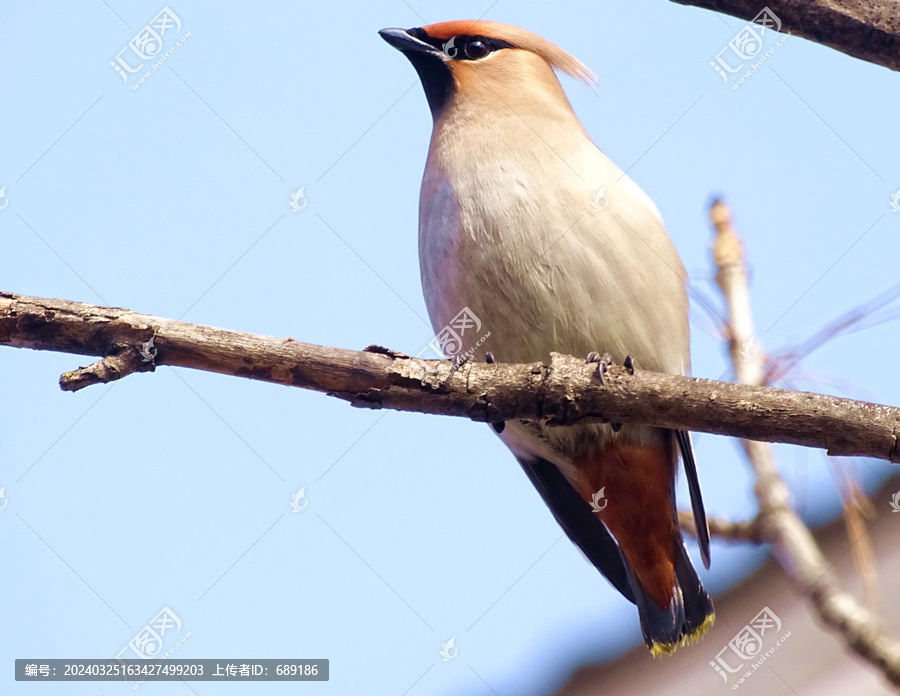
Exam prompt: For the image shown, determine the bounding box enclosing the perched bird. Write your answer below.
[380,20,713,655]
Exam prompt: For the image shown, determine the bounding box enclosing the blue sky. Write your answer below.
[2,1,899,695]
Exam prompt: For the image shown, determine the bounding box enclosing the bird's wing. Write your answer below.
[517,456,635,603]
[675,430,710,569]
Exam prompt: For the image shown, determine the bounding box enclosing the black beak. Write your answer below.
[378,28,442,57]
[378,27,453,119]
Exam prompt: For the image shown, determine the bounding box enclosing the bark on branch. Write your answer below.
[671,0,900,74]
[2,291,900,463]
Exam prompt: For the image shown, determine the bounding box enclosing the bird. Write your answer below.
[379,20,713,656]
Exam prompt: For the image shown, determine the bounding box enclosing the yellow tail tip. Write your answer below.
[650,641,678,658]
[649,613,716,657]
[684,612,716,645]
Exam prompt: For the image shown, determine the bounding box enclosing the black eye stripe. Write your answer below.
[408,29,512,60]
[454,36,510,60]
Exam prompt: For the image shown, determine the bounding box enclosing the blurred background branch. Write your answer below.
[706,199,900,686]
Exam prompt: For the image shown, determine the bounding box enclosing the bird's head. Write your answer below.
[379,21,595,120]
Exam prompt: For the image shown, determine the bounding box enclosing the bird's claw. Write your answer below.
[586,351,613,384]
[485,352,504,433]
[585,353,629,429]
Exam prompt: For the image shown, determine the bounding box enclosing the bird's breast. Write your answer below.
[418,144,687,371]
[417,120,689,465]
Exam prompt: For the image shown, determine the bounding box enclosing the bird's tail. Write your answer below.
[629,539,715,657]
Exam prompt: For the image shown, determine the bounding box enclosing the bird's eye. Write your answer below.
[464,40,489,59]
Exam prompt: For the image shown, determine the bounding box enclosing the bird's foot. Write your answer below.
[587,353,630,430]
[485,352,505,433]
[586,351,613,384]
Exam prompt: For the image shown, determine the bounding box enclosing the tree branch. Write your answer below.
[671,0,900,74]
[2,290,900,463]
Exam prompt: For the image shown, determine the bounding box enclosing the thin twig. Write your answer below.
[60,345,156,390]
[710,199,900,687]
[679,510,762,543]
